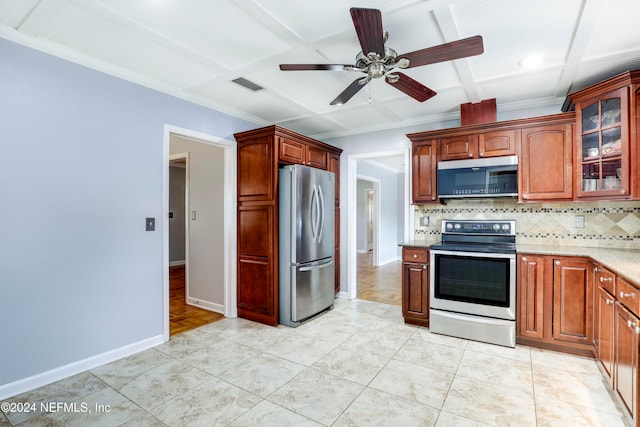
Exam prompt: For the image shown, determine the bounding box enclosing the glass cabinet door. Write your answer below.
[578,88,627,196]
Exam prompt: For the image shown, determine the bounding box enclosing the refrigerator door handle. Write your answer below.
[317,184,325,243]
[298,259,334,272]
[310,185,318,243]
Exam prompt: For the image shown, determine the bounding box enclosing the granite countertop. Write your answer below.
[398,240,436,248]
[400,240,640,287]
[517,244,640,287]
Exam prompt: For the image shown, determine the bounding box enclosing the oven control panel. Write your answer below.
[441,220,515,235]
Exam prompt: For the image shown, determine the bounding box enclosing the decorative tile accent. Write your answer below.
[414,199,640,249]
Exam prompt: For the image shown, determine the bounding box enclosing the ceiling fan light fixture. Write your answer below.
[518,53,543,68]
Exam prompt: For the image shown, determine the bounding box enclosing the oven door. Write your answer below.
[429,249,516,320]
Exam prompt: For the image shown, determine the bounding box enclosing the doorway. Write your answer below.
[162,125,237,341]
[346,150,412,302]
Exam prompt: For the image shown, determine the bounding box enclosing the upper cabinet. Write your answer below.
[567,70,640,200]
[519,120,574,202]
[411,140,438,204]
[439,130,516,161]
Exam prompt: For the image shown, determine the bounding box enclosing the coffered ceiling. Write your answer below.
[2,0,640,140]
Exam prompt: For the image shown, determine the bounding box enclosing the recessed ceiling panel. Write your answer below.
[383,87,469,121]
[322,103,399,130]
[193,81,308,123]
[277,114,346,137]
[477,68,562,103]
[255,0,420,42]
[18,0,222,86]
[0,0,40,27]
[583,0,640,60]
[84,0,291,68]
[452,0,582,81]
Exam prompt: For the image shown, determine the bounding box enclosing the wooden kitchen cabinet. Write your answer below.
[440,134,477,160]
[516,254,593,356]
[440,131,516,161]
[234,125,342,325]
[516,254,546,340]
[327,152,341,293]
[407,112,575,204]
[401,246,429,327]
[410,140,438,204]
[594,265,616,382]
[551,257,593,346]
[519,122,574,201]
[567,70,640,200]
[614,301,639,424]
[478,130,517,157]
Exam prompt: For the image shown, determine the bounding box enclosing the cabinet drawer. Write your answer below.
[402,247,428,263]
[617,277,640,317]
[595,265,615,295]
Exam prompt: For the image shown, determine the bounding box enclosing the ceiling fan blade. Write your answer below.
[279,64,352,71]
[330,78,367,105]
[386,72,437,102]
[350,7,385,58]
[399,35,484,68]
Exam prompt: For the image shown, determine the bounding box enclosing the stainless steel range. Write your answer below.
[429,219,516,347]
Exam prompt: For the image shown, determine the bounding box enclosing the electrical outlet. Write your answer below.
[420,216,430,226]
[574,215,585,228]
[146,217,155,231]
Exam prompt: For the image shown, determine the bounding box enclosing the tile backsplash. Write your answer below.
[414,199,640,250]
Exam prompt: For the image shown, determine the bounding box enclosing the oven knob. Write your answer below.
[446,223,453,230]
[454,223,461,230]
[493,224,500,231]
[502,224,510,231]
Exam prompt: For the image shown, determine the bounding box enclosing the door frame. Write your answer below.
[162,124,237,341]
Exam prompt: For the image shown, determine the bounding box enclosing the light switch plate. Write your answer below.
[574,215,585,228]
[146,217,155,231]
[420,216,429,226]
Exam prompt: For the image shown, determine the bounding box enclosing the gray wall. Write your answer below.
[169,166,186,263]
[0,38,256,390]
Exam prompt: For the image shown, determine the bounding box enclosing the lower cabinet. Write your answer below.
[516,254,593,356]
[614,301,639,423]
[401,247,429,327]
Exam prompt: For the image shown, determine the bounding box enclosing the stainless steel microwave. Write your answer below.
[437,155,518,198]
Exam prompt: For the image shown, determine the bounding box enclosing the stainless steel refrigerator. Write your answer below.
[279,164,335,327]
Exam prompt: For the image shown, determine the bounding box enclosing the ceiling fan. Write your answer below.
[279,7,484,105]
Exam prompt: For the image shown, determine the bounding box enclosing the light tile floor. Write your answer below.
[1,299,631,426]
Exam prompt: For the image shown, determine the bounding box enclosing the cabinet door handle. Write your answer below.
[599,277,612,282]
[636,326,640,335]
[620,291,633,298]
[628,320,638,329]
[413,254,418,259]
[605,299,614,305]
[594,267,599,273]
[423,265,427,270]
[555,261,560,265]
[522,257,527,262]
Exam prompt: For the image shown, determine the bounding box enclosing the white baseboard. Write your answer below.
[336,291,350,299]
[169,260,185,267]
[0,335,165,401]
[378,256,401,266]
[186,297,224,314]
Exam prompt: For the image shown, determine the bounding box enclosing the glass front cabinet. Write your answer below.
[577,88,627,197]
[569,71,640,200]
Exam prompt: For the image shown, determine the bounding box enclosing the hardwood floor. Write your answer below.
[169,265,224,336]
[356,252,402,306]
